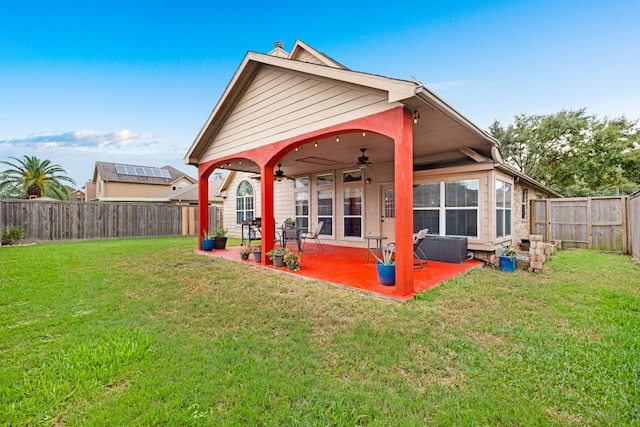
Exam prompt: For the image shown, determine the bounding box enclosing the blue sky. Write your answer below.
[2,0,639,187]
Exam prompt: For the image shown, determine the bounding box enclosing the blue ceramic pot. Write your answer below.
[201,239,214,251]
[376,263,395,286]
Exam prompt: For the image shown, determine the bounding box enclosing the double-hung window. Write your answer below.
[294,176,309,233]
[496,179,512,238]
[316,173,334,236]
[342,171,363,238]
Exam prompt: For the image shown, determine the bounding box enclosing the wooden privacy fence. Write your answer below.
[531,196,629,253]
[0,200,221,242]
[629,191,640,262]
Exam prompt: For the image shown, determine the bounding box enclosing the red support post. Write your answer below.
[260,164,275,264]
[197,166,210,250]
[393,108,415,296]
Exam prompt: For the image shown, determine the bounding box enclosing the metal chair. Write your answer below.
[387,228,429,269]
[301,221,324,251]
[281,225,302,252]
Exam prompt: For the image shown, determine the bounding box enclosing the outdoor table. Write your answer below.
[364,235,387,263]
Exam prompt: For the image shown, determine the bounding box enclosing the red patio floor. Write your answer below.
[196,244,484,301]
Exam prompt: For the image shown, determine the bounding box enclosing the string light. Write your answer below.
[336,136,340,143]
[413,111,420,124]
[314,141,318,148]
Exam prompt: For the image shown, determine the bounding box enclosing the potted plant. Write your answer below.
[374,247,395,286]
[499,245,517,272]
[201,231,215,251]
[251,245,262,263]
[212,226,228,249]
[238,245,251,260]
[284,218,295,228]
[267,247,288,267]
[283,250,301,271]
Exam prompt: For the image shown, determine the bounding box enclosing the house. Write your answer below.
[184,40,558,296]
[151,180,224,206]
[85,161,197,202]
[64,185,85,201]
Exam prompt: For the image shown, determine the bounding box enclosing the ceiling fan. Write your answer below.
[274,163,294,181]
[357,148,372,171]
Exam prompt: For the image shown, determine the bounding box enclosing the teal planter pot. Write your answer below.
[376,263,396,286]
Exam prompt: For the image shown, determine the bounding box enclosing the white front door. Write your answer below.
[381,183,395,241]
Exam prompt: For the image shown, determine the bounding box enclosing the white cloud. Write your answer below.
[0,129,191,186]
[0,129,170,153]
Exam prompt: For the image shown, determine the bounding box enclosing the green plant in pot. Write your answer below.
[499,245,517,272]
[283,218,295,228]
[212,226,228,249]
[267,247,288,267]
[283,250,301,271]
[374,246,395,286]
[238,245,252,260]
[201,231,215,251]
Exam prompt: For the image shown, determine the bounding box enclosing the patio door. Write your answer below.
[381,183,395,240]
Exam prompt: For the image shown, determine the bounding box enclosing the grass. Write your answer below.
[1,237,639,426]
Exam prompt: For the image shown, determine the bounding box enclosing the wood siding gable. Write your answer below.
[200,66,395,162]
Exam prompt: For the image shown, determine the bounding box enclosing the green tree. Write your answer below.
[490,109,640,195]
[0,155,76,199]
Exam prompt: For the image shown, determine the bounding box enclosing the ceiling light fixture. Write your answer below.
[314,141,318,148]
[336,136,340,143]
[413,111,421,124]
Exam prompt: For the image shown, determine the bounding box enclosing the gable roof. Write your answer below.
[152,180,224,203]
[184,39,500,166]
[92,161,196,185]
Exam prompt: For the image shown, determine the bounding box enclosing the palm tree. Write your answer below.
[0,155,77,200]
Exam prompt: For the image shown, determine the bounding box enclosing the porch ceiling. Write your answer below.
[221,106,493,177]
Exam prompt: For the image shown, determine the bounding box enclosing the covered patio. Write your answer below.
[197,244,484,301]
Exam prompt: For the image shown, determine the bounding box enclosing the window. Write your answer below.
[236,180,254,224]
[317,174,334,236]
[496,179,512,238]
[522,188,528,220]
[413,179,479,238]
[343,171,363,238]
[343,187,362,237]
[294,176,309,232]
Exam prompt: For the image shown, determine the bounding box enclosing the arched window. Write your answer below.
[236,180,254,224]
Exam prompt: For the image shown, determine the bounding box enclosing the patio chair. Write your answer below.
[281,225,302,252]
[301,221,324,252]
[386,228,429,269]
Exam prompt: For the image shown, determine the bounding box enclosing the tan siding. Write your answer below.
[296,50,325,65]
[201,67,394,163]
[104,182,172,198]
[274,180,295,227]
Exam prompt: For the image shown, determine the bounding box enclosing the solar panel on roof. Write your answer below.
[114,164,171,178]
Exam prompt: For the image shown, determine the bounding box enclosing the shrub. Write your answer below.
[1,226,25,245]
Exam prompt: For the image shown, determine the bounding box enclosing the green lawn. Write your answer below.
[1,237,639,426]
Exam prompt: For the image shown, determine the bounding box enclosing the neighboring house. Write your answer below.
[64,185,86,201]
[85,161,196,202]
[184,40,559,296]
[151,180,224,205]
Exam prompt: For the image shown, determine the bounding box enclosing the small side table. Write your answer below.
[364,235,387,263]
